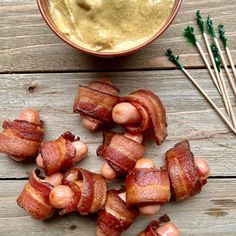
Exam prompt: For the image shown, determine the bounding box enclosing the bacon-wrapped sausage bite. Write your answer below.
[17,169,56,220]
[0,109,44,161]
[126,142,210,214]
[96,189,139,236]
[112,90,167,145]
[49,168,107,215]
[36,132,88,175]
[165,140,210,201]
[97,131,145,179]
[126,158,171,215]
[73,79,119,131]
[138,214,180,236]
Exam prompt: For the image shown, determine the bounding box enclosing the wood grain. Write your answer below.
[0,70,235,178]
[0,179,235,236]
[0,0,236,72]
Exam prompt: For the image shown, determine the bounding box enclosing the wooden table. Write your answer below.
[1,1,236,235]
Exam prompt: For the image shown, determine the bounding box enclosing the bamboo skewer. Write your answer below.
[184,26,221,94]
[207,17,236,98]
[211,44,236,127]
[196,11,230,115]
[214,39,236,97]
[165,49,236,135]
[226,47,236,80]
[196,41,221,93]
[202,33,229,114]
[219,71,236,127]
[218,24,236,81]
[202,34,223,95]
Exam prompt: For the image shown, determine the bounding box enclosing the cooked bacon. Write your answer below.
[0,119,44,161]
[138,214,171,236]
[97,132,146,176]
[120,90,167,145]
[165,140,205,201]
[60,168,107,215]
[17,169,55,220]
[97,189,139,236]
[73,80,119,130]
[40,132,79,175]
[126,167,171,207]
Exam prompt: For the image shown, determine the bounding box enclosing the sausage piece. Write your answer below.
[18,109,41,125]
[49,185,74,209]
[195,158,210,180]
[36,132,88,175]
[156,222,180,236]
[112,102,142,125]
[44,172,64,187]
[72,140,88,163]
[99,132,144,179]
[134,158,162,215]
[0,109,44,161]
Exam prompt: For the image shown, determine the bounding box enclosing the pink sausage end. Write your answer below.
[135,158,155,169]
[82,118,99,131]
[18,109,41,125]
[124,132,143,144]
[100,161,117,180]
[112,102,142,125]
[195,158,210,180]
[49,185,73,209]
[156,222,180,236]
[45,172,64,187]
[72,141,88,163]
[36,154,44,168]
[139,204,161,215]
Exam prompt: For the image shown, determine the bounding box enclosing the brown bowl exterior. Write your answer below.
[37,0,182,58]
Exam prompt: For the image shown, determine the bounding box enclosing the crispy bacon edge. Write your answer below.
[40,131,79,175]
[73,80,119,129]
[59,167,107,215]
[126,168,171,207]
[138,214,171,236]
[97,189,139,236]
[0,119,44,161]
[17,169,55,220]
[97,132,146,176]
[165,140,205,201]
[120,89,167,145]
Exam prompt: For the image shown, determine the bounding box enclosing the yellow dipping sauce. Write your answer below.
[49,0,175,52]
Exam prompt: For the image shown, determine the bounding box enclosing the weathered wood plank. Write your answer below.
[0,70,235,178]
[0,179,235,236]
[0,0,236,72]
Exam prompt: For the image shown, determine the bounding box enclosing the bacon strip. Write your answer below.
[60,168,107,215]
[73,80,119,130]
[17,169,55,220]
[0,119,44,161]
[120,89,167,145]
[165,140,204,201]
[97,189,139,236]
[97,132,146,176]
[138,214,171,236]
[40,132,79,175]
[126,168,171,207]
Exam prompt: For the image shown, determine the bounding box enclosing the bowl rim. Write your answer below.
[37,0,183,57]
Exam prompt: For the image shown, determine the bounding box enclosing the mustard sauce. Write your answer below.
[49,0,174,52]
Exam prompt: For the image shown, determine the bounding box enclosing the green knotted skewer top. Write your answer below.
[196,10,205,33]
[184,26,197,45]
[206,16,216,38]
[218,24,228,48]
[211,44,222,72]
[165,49,183,69]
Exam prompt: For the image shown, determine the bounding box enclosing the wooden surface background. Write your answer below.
[0,0,236,235]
